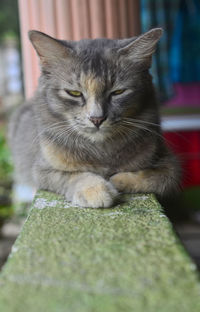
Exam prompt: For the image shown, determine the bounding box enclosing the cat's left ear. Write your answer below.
[118,28,163,66]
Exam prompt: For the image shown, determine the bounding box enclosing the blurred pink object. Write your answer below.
[165,83,200,107]
[18,0,140,99]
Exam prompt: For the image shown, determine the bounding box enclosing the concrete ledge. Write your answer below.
[0,191,200,311]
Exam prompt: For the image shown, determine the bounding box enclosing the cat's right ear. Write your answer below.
[28,30,72,66]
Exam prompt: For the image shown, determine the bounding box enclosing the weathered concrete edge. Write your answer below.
[0,191,199,312]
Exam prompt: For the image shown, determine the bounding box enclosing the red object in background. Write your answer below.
[164,131,200,188]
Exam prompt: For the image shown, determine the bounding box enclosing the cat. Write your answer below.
[9,28,180,208]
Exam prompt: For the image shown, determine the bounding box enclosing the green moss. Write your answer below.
[0,191,199,312]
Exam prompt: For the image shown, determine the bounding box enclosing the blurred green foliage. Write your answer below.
[0,129,13,181]
[0,0,21,225]
[0,128,13,225]
[0,0,20,43]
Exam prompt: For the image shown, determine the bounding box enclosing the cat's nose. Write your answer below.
[89,116,107,128]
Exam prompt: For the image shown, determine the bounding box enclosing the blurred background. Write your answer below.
[0,0,200,269]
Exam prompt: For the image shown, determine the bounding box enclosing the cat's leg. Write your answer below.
[33,164,118,208]
[110,163,180,197]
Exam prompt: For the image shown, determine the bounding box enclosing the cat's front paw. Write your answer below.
[110,172,144,193]
[72,175,118,208]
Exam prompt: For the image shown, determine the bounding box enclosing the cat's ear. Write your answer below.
[118,28,163,66]
[28,30,72,65]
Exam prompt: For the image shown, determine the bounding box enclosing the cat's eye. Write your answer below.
[65,90,82,97]
[111,89,126,96]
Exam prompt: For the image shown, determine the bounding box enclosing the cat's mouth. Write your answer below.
[84,126,108,134]
[80,126,112,141]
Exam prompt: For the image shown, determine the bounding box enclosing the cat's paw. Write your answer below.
[71,175,118,208]
[110,172,144,193]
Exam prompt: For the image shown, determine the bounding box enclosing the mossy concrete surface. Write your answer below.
[0,191,199,312]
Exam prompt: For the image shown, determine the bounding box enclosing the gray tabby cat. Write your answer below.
[9,28,180,208]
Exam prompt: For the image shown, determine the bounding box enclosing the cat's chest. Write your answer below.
[40,139,149,175]
[41,140,113,175]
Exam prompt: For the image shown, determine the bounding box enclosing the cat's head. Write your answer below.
[29,29,162,142]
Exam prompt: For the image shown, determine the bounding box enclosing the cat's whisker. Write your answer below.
[122,117,160,128]
[31,122,77,147]
[121,121,155,129]
[117,125,143,144]
[120,120,163,137]
[50,127,75,145]
[31,122,68,144]
[116,128,131,143]
[119,122,155,139]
